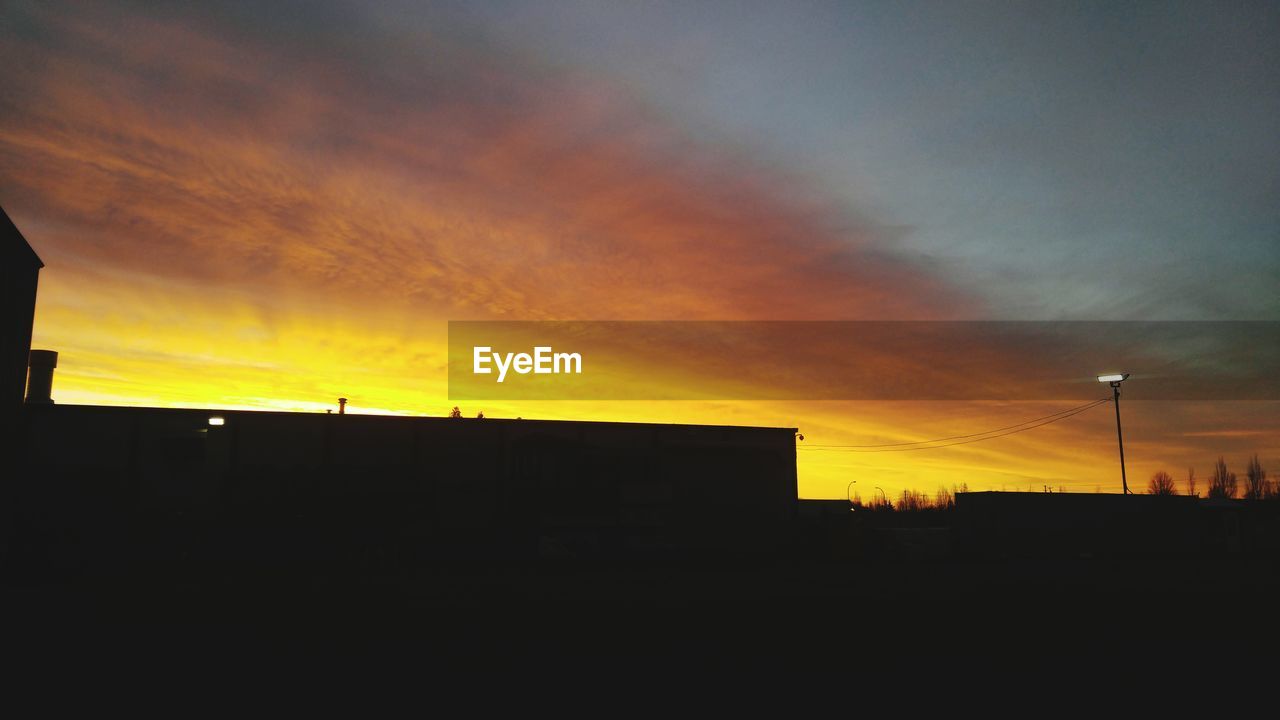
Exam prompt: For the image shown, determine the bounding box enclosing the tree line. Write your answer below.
[1147,454,1272,499]
[851,484,969,512]
[848,454,1272,510]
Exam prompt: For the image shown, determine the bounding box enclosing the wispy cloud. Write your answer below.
[1181,430,1269,439]
[1,2,970,325]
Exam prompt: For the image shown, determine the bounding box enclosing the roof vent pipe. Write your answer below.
[26,350,57,404]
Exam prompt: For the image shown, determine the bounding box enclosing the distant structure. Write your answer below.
[955,491,1206,556]
[1,205,44,449]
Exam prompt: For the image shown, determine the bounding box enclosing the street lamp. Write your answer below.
[1098,373,1131,494]
[874,486,888,508]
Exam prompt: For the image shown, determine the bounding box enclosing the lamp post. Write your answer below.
[1098,373,1130,494]
[874,486,888,508]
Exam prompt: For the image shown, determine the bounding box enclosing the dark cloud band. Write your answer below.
[448,321,1280,401]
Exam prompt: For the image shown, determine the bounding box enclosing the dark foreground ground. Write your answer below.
[7,554,1279,690]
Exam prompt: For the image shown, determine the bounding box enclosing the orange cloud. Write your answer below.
[1,4,972,325]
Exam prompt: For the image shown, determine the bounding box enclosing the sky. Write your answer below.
[1,0,1276,498]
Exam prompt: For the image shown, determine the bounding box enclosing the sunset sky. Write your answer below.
[2,1,1276,498]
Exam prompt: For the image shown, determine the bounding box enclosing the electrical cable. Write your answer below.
[798,397,1112,452]
[802,397,1110,448]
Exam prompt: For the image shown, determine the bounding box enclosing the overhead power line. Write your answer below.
[803,397,1110,448]
[799,397,1112,453]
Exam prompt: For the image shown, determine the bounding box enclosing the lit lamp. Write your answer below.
[1097,373,1130,494]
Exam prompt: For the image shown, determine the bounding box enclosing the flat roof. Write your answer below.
[24,402,799,433]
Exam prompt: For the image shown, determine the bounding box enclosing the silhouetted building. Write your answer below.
[3,207,801,576]
[955,491,1205,557]
[16,405,799,574]
[2,206,43,449]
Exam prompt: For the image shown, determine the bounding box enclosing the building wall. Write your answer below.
[1,211,41,479]
[15,405,799,573]
[2,224,39,404]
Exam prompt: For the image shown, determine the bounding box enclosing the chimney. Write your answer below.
[338,397,347,415]
[26,349,57,404]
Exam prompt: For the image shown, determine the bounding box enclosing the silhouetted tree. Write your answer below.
[897,490,928,512]
[449,406,462,418]
[1244,454,1267,500]
[1208,456,1237,499]
[868,493,893,511]
[1147,470,1177,495]
[1185,467,1198,498]
[476,411,485,419]
[934,487,955,510]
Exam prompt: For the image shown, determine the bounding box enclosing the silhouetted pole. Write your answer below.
[338,397,347,415]
[1111,381,1128,495]
[1097,373,1131,495]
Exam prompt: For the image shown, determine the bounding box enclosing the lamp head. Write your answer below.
[1097,373,1130,384]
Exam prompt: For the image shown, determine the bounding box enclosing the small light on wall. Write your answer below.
[208,416,225,426]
